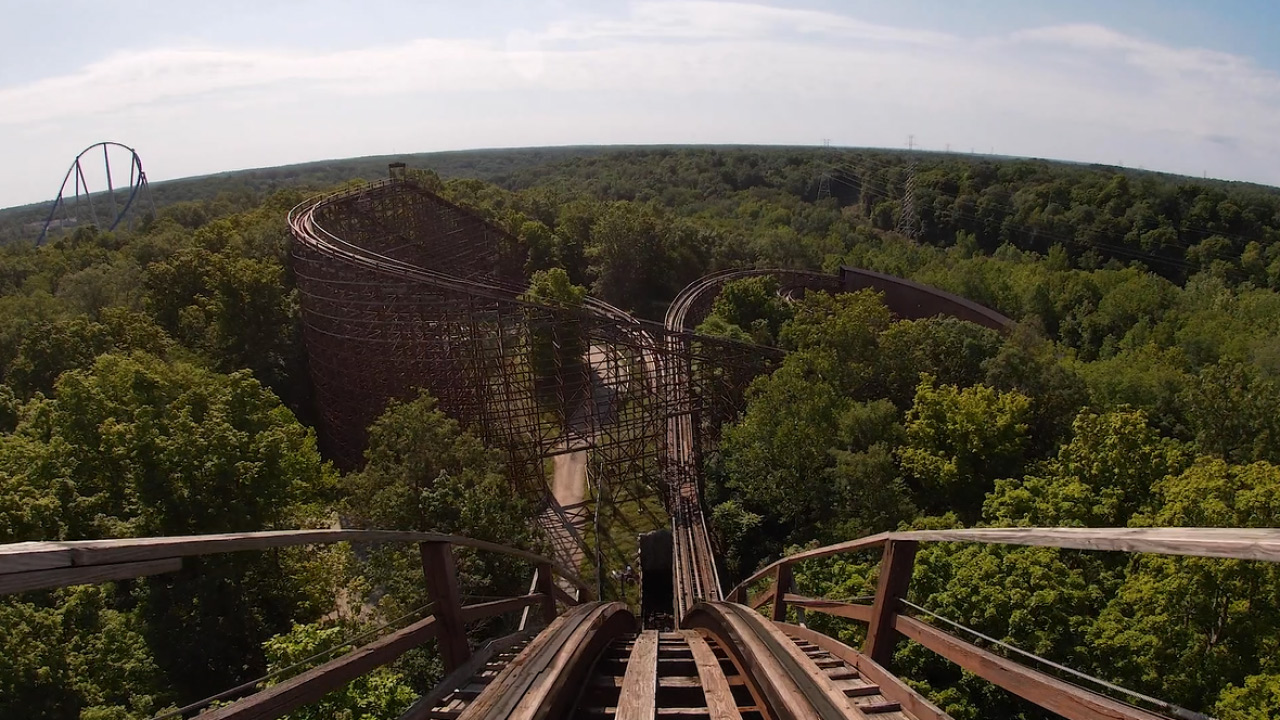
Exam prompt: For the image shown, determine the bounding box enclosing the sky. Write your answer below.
[2,0,1280,209]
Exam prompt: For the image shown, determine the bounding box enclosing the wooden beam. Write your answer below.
[534,563,557,625]
[748,586,774,611]
[892,527,1280,563]
[421,542,470,672]
[616,631,658,720]
[551,584,578,608]
[0,542,71,574]
[779,622,952,720]
[683,630,744,720]
[770,563,792,622]
[894,615,1167,720]
[203,615,439,720]
[0,529,592,594]
[726,526,1280,602]
[864,539,917,665]
[782,595,873,624]
[0,558,181,595]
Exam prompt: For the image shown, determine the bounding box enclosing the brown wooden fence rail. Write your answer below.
[725,526,1280,720]
[0,529,593,720]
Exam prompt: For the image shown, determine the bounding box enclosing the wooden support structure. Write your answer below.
[863,539,917,666]
[534,563,557,625]
[420,541,470,672]
[770,562,792,622]
[782,594,874,623]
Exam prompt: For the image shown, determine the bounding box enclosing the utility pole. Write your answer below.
[907,134,915,151]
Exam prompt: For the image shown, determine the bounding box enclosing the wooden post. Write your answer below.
[729,585,747,604]
[771,562,792,622]
[419,541,470,672]
[863,540,917,665]
[535,562,558,625]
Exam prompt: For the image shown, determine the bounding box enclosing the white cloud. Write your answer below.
[2,1,1279,208]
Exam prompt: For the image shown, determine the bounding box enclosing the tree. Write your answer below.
[587,202,707,316]
[6,309,173,399]
[1091,459,1280,709]
[0,351,337,700]
[522,269,589,411]
[0,586,162,720]
[259,622,416,720]
[142,247,305,410]
[984,409,1187,527]
[877,317,1002,407]
[897,377,1031,520]
[345,392,540,611]
[706,276,793,345]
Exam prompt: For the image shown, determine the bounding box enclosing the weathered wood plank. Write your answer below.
[617,631,659,720]
[782,595,874,623]
[735,608,864,718]
[895,615,1167,720]
[0,542,72,574]
[779,622,952,720]
[895,527,1280,563]
[534,563,557,625]
[0,529,592,593]
[728,533,892,602]
[770,563,792,622]
[505,603,637,720]
[728,527,1280,602]
[864,540,917,665]
[203,615,440,720]
[748,587,774,611]
[683,631,743,720]
[422,542,470,672]
[551,584,578,607]
[0,558,181,595]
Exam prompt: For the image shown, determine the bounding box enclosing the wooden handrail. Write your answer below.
[781,594,874,623]
[894,614,1168,720]
[0,529,593,595]
[726,526,1280,602]
[203,595,545,720]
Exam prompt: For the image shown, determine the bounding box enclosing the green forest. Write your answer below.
[2,146,1280,719]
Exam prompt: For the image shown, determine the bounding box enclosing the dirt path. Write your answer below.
[541,449,589,590]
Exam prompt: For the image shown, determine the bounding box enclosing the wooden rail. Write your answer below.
[0,529,591,720]
[0,528,593,596]
[723,526,1280,720]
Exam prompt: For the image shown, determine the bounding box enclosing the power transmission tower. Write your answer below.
[896,161,920,239]
[817,139,833,200]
